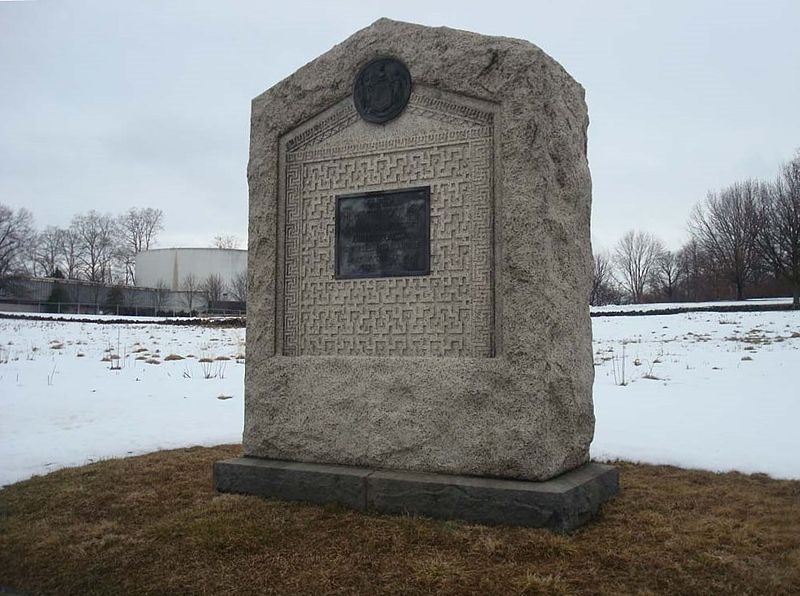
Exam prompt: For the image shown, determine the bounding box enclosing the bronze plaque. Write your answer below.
[335,187,430,279]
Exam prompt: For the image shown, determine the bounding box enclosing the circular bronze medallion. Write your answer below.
[353,57,412,124]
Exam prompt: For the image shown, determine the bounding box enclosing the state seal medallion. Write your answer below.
[353,57,412,124]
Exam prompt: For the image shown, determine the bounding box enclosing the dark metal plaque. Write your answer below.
[353,57,412,124]
[335,187,430,279]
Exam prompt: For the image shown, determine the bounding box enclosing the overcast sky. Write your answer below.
[1,0,798,251]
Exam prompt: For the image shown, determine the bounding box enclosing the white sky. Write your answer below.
[1,0,798,251]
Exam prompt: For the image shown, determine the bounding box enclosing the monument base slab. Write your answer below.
[213,457,618,531]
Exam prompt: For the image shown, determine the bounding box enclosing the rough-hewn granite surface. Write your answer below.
[245,18,594,481]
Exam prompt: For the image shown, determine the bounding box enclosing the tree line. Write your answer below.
[1,206,247,302]
[5,150,797,309]
[176,270,247,307]
[593,151,800,308]
[0,206,164,287]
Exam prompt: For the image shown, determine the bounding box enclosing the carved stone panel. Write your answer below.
[278,89,494,357]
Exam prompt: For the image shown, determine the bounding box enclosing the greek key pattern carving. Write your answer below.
[283,92,491,155]
[281,94,493,357]
[286,128,492,164]
[285,105,359,152]
[406,93,493,126]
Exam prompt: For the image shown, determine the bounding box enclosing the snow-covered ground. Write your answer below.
[1,309,798,486]
[592,310,799,479]
[0,319,244,485]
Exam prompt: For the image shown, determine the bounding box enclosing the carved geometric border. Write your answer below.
[285,91,492,153]
[279,91,495,357]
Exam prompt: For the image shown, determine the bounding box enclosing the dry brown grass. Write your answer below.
[1,446,799,595]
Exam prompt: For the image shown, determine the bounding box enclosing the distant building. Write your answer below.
[135,248,246,292]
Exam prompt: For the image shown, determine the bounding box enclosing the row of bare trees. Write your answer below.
[594,151,800,308]
[179,271,247,309]
[0,206,164,288]
[593,232,689,306]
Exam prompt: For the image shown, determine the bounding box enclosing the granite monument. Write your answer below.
[215,18,618,530]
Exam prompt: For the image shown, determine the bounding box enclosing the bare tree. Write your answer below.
[755,153,800,308]
[651,249,682,301]
[151,279,171,313]
[181,272,202,313]
[22,232,43,277]
[117,207,164,284]
[112,242,135,285]
[213,234,242,249]
[229,270,247,303]
[689,180,761,300]
[614,230,663,303]
[35,226,65,277]
[590,250,615,306]
[677,240,704,301]
[72,211,116,283]
[59,227,83,280]
[0,204,34,286]
[201,273,227,305]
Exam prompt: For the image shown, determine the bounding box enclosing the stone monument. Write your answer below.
[215,18,618,530]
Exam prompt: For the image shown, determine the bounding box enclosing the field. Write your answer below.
[1,446,799,595]
[2,308,799,485]
[592,308,800,479]
[0,316,244,485]
[1,309,799,595]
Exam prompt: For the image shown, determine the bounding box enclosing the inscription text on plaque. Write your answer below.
[335,187,430,279]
